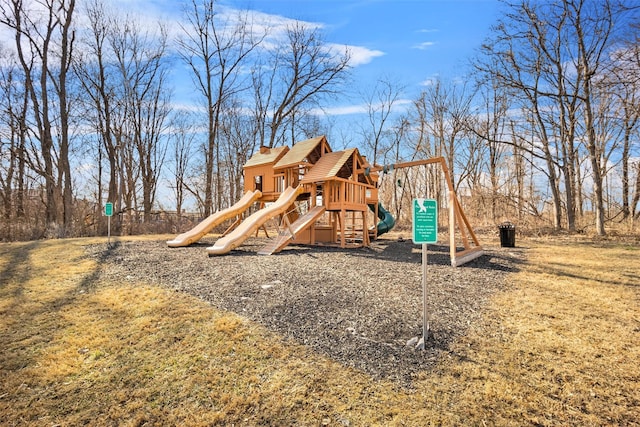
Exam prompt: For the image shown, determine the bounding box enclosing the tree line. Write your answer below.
[0,0,638,241]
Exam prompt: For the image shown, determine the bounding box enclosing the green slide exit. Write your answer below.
[368,202,395,235]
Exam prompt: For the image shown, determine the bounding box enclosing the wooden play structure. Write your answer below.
[168,135,483,267]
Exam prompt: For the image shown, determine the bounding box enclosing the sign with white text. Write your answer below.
[412,198,438,244]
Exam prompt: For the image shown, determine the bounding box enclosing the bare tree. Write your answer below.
[219,97,258,205]
[388,116,412,222]
[178,0,264,215]
[633,161,640,220]
[168,111,196,220]
[475,0,634,234]
[475,2,566,230]
[359,77,405,166]
[471,74,511,221]
[56,0,75,233]
[1,0,77,235]
[253,21,351,148]
[0,53,27,232]
[74,0,118,230]
[629,22,640,221]
[407,90,443,204]
[110,14,170,224]
[76,3,171,230]
[413,77,475,192]
[605,18,640,221]
[569,0,626,235]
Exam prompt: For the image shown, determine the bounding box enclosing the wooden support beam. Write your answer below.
[453,195,481,246]
[451,247,484,267]
[378,157,484,267]
[339,210,346,248]
[453,197,471,249]
[222,216,243,237]
[449,191,457,262]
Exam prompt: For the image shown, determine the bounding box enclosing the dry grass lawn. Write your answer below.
[0,235,638,426]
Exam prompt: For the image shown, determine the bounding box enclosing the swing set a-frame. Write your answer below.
[368,156,484,267]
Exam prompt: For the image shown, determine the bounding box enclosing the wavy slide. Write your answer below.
[167,190,262,247]
[368,202,395,236]
[207,186,304,256]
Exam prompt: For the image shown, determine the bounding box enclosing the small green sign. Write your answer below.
[105,202,113,217]
[412,198,437,244]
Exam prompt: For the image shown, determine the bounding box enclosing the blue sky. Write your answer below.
[115,0,503,111]
[235,0,502,89]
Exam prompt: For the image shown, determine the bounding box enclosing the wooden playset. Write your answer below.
[168,135,483,266]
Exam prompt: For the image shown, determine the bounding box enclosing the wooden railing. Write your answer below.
[324,177,372,211]
[273,174,285,193]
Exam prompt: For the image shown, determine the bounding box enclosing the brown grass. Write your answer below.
[1,235,638,426]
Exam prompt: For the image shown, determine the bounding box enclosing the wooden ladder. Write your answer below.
[257,231,293,255]
[258,206,326,255]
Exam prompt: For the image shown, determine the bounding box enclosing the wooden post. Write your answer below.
[449,191,457,262]
[339,210,346,248]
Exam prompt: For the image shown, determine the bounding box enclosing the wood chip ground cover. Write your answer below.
[89,236,523,386]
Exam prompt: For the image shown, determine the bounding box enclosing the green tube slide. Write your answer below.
[368,203,395,235]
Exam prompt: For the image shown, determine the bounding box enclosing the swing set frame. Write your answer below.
[371,156,484,267]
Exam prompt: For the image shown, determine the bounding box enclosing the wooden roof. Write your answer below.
[301,148,373,186]
[301,149,356,183]
[273,136,331,170]
[243,146,289,168]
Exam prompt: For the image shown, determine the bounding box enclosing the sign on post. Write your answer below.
[412,198,438,244]
[412,198,437,350]
[105,202,113,247]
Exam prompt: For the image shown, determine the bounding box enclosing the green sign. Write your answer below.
[105,202,113,217]
[412,198,437,244]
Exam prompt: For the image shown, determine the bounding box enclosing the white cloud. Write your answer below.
[178,4,383,68]
[2,0,383,73]
[238,10,383,68]
[344,45,385,66]
[241,6,325,36]
[314,104,369,116]
[312,99,412,116]
[414,41,436,50]
[172,103,206,114]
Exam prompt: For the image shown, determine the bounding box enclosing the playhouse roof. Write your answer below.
[273,136,331,170]
[301,148,373,185]
[243,146,289,168]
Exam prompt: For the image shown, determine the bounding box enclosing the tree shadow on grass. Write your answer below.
[528,260,639,289]
[0,241,42,300]
[0,239,119,375]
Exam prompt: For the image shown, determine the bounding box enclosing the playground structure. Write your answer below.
[168,135,483,266]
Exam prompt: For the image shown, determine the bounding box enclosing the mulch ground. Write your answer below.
[88,234,525,386]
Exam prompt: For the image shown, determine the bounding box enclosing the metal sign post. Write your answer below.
[412,198,438,350]
[105,202,113,247]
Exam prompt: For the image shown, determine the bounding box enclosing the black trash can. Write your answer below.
[499,222,516,247]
